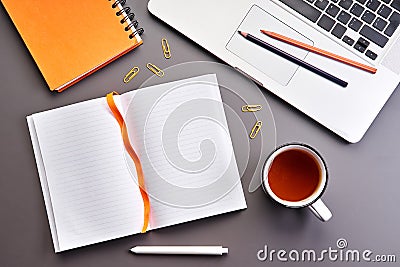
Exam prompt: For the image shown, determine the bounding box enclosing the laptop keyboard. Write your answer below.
[278,0,400,60]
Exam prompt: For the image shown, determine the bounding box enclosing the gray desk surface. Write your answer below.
[1,1,399,266]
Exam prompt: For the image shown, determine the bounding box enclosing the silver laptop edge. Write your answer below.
[148,0,400,143]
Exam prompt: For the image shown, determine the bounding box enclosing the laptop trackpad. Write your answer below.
[226,5,313,86]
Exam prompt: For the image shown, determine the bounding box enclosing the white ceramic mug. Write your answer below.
[261,143,332,222]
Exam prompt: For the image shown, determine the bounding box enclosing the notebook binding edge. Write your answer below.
[109,0,144,39]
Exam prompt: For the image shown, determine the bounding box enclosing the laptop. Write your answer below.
[148,0,400,143]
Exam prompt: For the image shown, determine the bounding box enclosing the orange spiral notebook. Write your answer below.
[1,0,143,92]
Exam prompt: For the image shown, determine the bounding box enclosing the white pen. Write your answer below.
[130,246,229,255]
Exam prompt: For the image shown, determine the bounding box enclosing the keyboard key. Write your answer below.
[358,36,370,46]
[384,25,396,36]
[305,0,315,2]
[378,5,392,19]
[351,3,365,17]
[354,37,370,53]
[384,12,400,36]
[354,43,367,52]
[315,0,329,10]
[389,11,400,23]
[391,0,400,12]
[339,0,353,10]
[318,14,336,30]
[349,17,363,31]
[360,24,389,46]
[381,0,391,4]
[366,50,377,60]
[327,4,341,17]
[362,10,376,23]
[356,0,367,4]
[366,0,381,11]
[373,17,388,30]
[343,35,355,45]
[277,0,322,23]
[338,11,352,24]
[331,23,347,37]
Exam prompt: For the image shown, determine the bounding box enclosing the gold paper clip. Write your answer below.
[242,104,262,112]
[249,121,262,139]
[146,63,164,77]
[161,38,171,59]
[123,66,140,83]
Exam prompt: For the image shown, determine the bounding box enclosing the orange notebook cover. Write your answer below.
[1,0,143,92]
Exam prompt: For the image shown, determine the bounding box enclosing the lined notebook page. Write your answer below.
[31,97,143,252]
[121,74,247,229]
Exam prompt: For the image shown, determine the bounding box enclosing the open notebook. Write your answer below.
[27,74,246,252]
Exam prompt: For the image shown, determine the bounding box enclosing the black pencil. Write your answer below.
[238,31,348,88]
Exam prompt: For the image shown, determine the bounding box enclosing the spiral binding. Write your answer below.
[109,0,144,39]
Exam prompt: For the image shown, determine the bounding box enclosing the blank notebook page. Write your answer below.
[120,74,247,229]
[30,97,143,252]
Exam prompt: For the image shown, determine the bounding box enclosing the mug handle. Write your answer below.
[308,199,332,222]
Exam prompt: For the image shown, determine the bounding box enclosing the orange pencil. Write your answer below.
[260,30,377,74]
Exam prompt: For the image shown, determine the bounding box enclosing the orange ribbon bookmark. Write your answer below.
[106,92,150,233]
